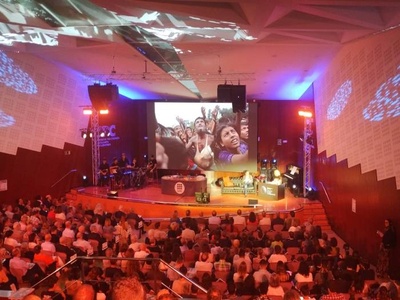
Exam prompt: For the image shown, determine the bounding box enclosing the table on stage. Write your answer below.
[161,175,207,196]
[258,182,285,200]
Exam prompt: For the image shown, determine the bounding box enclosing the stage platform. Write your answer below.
[69,181,312,220]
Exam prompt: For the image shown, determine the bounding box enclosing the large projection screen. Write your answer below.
[147,102,258,172]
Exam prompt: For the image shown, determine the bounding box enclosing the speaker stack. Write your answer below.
[217,84,246,113]
[88,83,119,111]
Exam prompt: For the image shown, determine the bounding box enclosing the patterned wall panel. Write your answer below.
[0,51,90,155]
[314,28,400,189]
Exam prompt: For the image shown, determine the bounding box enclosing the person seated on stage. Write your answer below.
[242,170,253,197]
[118,153,130,169]
[109,157,121,186]
[131,157,139,169]
[99,158,110,187]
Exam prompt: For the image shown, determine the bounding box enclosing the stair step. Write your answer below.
[303,202,323,208]
[303,208,326,215]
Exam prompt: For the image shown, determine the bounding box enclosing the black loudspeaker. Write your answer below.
[248,199,258,205]
[217,84,246,112]
[231,85,246,113]
[88,83,119,111]
[217,84,232,102]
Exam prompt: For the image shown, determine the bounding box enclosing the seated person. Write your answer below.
[9,248,45,285]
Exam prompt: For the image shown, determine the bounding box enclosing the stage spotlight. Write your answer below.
[88,131,93,138]
[306,187,317,200]
[273,169,281,178]
[99,129,106,137]
[291,184,300,197]
[271,158,278,168]
[261,158,268,168]
[82,175,89,187]
[81,131,87,139]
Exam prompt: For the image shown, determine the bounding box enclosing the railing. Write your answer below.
[50,169,77,188]
[319,181,332,204]
[30,255,207,298]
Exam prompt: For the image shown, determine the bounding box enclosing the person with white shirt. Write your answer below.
[208,210,221,226]
[253,259,272,288]
[233,248,252,273]
[259,211,272,226]
[233,209,246,226]
[194,252,213,273]
[4,230,21,248]
[128,234,141,252]
[134,243,150,260]
[41,233,56,254]
[268,245,287,264]
[181,222,196,242]
[73,233,93,254]
[62,221,75,239]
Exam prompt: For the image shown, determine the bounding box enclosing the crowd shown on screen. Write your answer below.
[156,105,250,171]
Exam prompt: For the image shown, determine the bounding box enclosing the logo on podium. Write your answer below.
[174,182,185,194]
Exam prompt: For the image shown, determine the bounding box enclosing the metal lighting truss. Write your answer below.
[83,72,255,82]
[91,110,100,186]
[303,117,313,197]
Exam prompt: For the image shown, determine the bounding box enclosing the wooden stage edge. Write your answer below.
[71,183,312,220]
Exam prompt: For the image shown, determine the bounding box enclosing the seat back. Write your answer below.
[208,224,220,232]
[214,270,229,282]
[274,224,284,232]
[259,224,271,233]
[246,224,258,233]
[287,260,300,273]
[286,247,300,255]
[55,252,67,264]
[196,271,211,283]
[10,267,25,283]
[268,262,278,272]
[233,224,246,233]
[89,240,99,254]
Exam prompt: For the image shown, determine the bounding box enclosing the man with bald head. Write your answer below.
[112,277,145,300]
[40,233,56,254]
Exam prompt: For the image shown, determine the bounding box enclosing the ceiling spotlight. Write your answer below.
[83,108,93,115]
[298,110,313,118]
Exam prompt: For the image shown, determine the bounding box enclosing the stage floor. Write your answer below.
[75,181,311,219]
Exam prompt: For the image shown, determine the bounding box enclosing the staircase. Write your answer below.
[301,201,331,232]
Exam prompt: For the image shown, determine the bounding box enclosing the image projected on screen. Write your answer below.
[154,102,256,172]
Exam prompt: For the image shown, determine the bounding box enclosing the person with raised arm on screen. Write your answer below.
[186,116,216,170]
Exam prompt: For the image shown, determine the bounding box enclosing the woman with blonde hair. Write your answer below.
[267,273,285,297]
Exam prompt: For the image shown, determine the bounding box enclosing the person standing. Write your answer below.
[376,219,396,278]
[242,170,253,197]
[147,154,158,182]
[98,157,110,187]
